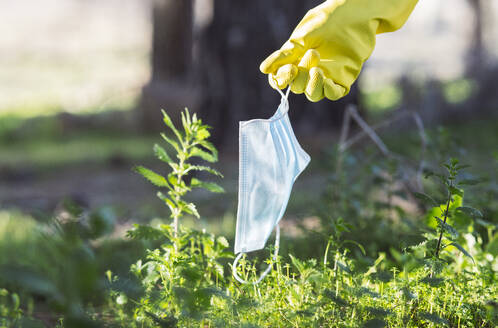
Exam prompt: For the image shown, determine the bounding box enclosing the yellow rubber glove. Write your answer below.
[260,0,418,102]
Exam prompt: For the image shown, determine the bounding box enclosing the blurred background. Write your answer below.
[0,0,497,325]
[0,0,497,227]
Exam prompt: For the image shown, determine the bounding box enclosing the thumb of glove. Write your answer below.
[260,41,304,75]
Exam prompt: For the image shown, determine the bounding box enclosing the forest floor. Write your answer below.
[1,114,496,238]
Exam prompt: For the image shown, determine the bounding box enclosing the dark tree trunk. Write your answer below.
[140,0,198,131]
[196,0,359,149]
[151,0,192,81]
[466,0,486,76]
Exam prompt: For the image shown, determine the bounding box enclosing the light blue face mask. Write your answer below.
[233,86,311,284]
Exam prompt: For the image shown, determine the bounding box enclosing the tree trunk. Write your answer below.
[196,0,359,149]
[466,0,486,76]
[140,0,199,131]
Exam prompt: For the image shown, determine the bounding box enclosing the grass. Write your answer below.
[0,105,496,327]
[0,132,156,169]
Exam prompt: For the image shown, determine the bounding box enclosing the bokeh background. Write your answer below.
[0,1,497,325]
[0,0,497,247]
[1,0,497,222]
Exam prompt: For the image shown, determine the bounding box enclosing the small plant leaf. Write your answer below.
[322,289,349,307]
[196,127,210,140]
[190,178,224,193]
[455,164,471,170]
[401,286,417,300]
[419,312,448,325]
[342,240,367,256]
[184,202,200,218]
[126,224,164,240]
[161,133,181,153]
[436,217,458,239]
[413,192,438,206]
[190,147,217,163]
[445,242,475,264]
[356,287,380,299]
[337,262,352,274]
[364,306,391,317]
[157,192,177,216]
[181,110,191,137]
[362,319,386,328]
[370,271,392,283]
[134,166,170,188]
[456,206,483,218]
[448,186,463,197]
[420,275,445,287]
[216,236,229,248]
[187,165,223,177]
[161,109,183,141]
[153,144,172,163]
[457,178,481,186]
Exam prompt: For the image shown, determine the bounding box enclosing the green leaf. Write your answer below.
[419,312,448,325]
[475,219,495,229]
[196,127,211,140]
[364,307,391,317]
[486,234,498,256]
[157,192,179,218]
[153,144,172,163]
[197,140,218,160]
[190,146,217,163]
[217,236,229,248]
[458,178,481,186]
[134,166,170,188]
[436,217,458,239]
[456,206,483,218]
[445,242,475,264]
[161,133,181,153]
[190,178,224,193]
[181,109,191,137]
[448,186,463,197]
[126,224,164,240]
[187,165,223,177]
[161,109,183,141]
[362,319,386,328]
[322,289,348,307]
[184,202,200,218]
[342,240,367,256]
[355,287,380,299]
[401,287,416,300]
[413,192,438,206]
[337,262,352,274]
[420,275,445,287]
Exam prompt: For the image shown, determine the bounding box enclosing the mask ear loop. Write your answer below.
[269,74,291,114]
[232,224,280,284]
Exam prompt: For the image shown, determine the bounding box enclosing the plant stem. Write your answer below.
[435,185,452,258]
[173,144,188,239]
[173,216,179,238]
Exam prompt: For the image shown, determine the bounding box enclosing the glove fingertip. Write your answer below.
[324,78,347,101]
[275,64,298,89]
[260,47,299,74]
[305,67,325,102]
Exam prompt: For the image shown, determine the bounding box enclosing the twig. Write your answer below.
[340,111,410,152]
[337,106,427,194]
[346,106,390,156]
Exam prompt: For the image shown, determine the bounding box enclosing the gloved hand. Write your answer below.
[260,0,418,102]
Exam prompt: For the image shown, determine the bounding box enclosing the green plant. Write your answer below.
[134,109,223,237]
[122,108,227,325]
[409,159,485,277]
[119,109,496,327]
